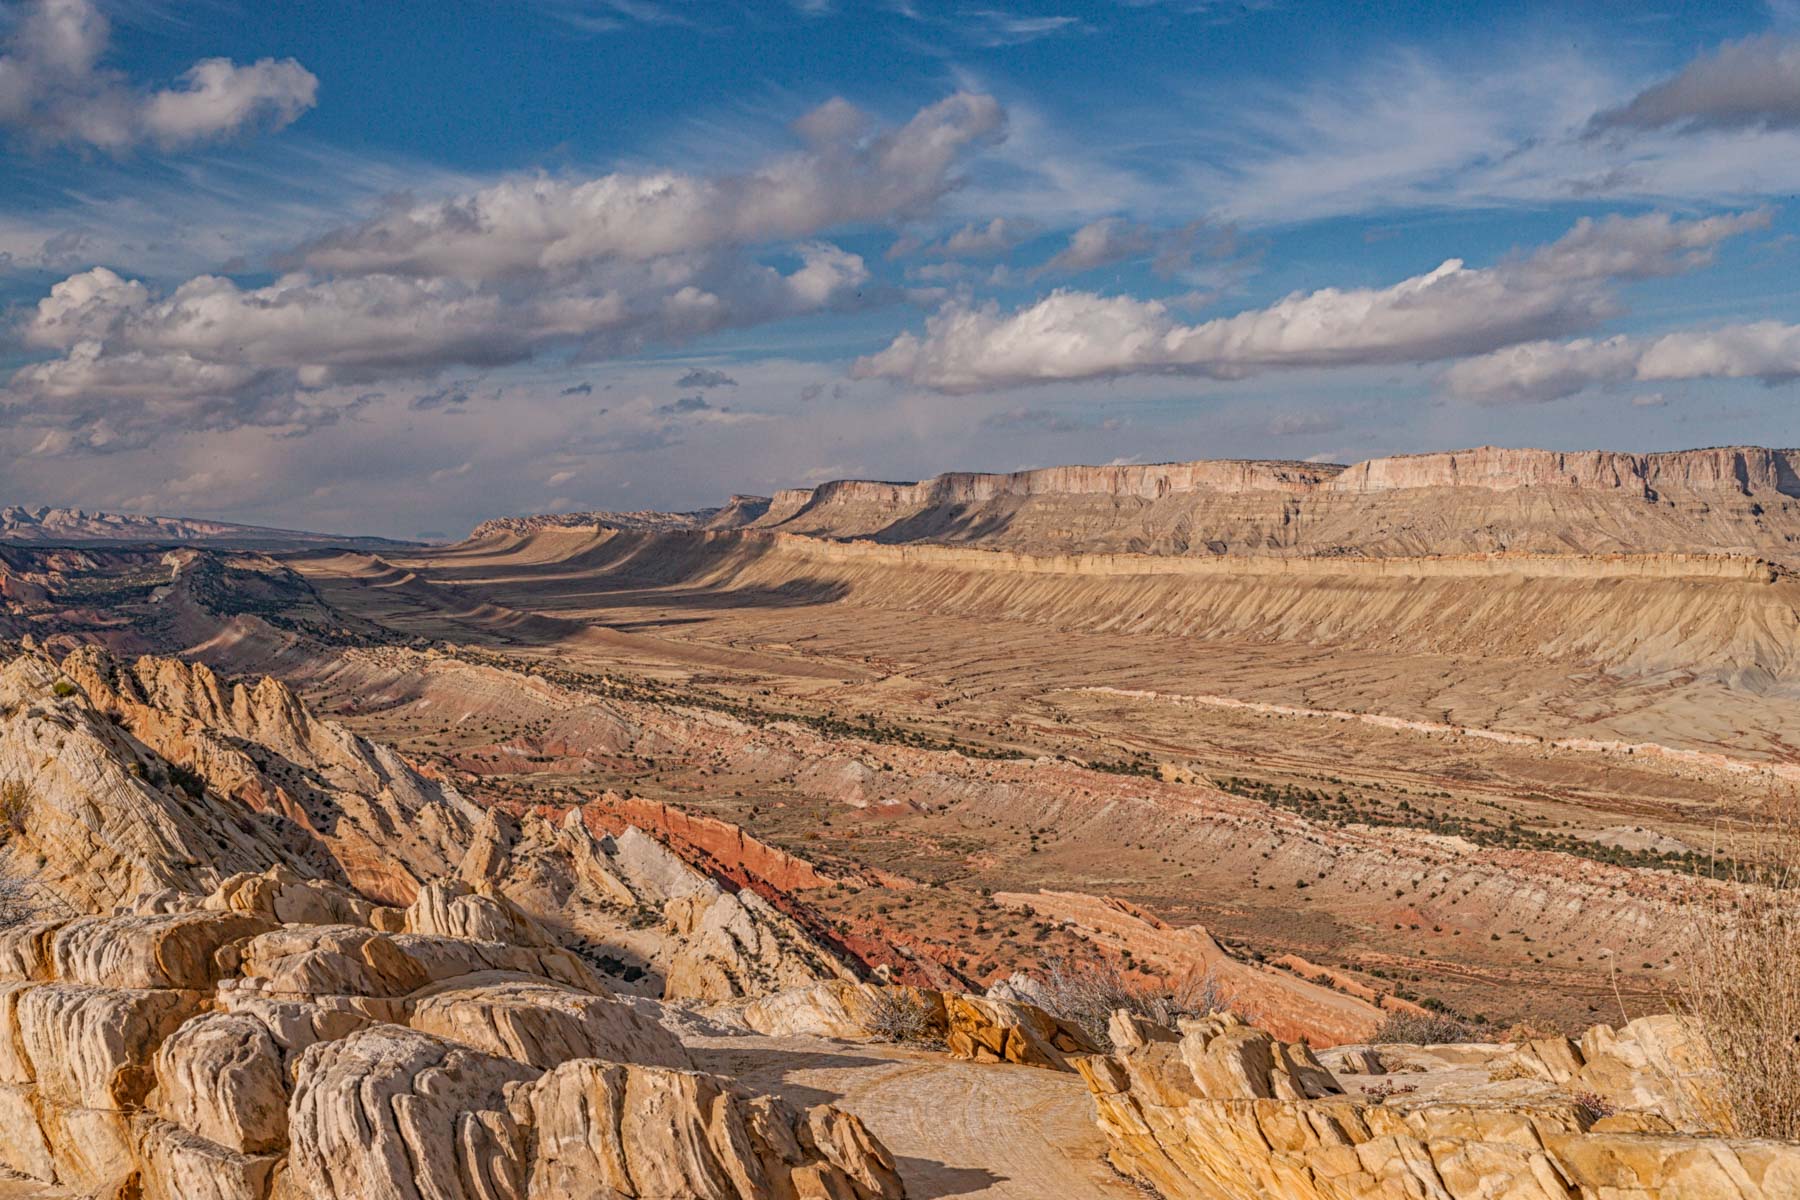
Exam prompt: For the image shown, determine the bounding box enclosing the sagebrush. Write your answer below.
[863,987,941,1046]
[1026,956,1236,1051]
[1370,1010,1481,1045]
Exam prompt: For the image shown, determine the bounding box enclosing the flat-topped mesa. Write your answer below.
[0,504,409,549]
[762,446,1800,514]
[702,494,772,528]
[720,444,1800,561]
[469,507,727,540]
[1331,445,1800,496]
[753,458,1342,525]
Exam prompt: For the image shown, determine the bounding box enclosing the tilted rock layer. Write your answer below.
[1080,1009,1800,1200]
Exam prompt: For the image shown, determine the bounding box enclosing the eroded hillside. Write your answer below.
[2,445,1799,1197]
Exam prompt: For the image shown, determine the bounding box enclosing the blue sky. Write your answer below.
[2,0,1799,536]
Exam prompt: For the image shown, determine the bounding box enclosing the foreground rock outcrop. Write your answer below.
[0,645,906,1196]
[0,894,903,1200]
[1080,1009,1800,1200]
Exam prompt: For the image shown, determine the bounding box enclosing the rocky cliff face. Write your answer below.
[740,445,1800,563]
[1081,1009,1799,1200]
[0,643,925,1197]
[1331,444,1800,496]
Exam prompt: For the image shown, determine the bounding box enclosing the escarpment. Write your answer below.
[724,445,1800,562]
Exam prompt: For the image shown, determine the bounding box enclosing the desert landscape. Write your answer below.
[8,2,1800,1194]
[0,444,1796,1197]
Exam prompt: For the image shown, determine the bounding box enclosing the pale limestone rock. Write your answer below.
[942,992,1096,1069]
[0,1081,54,1181]
[405,879,552,947]
[408,971,690,1071]
[152,1012,289,1153]
[37,1103,139,1195]
[663,886,856,1002]
[0,980,39,1085]
[390,932,607,995]
[515,1058,903,1200]
[602,825,718,904]
[1575,1014,1725,1130]
[53,911,273,990]
[216,996,374,1077]
[1078,1009,1800,1200]
[0,920,64,982]
[740,980,939,1040]
[135,1115,281,1200]
[202,866,376,927]
[236,925,429,999]
[17,984,197,1109]
[281,1025,534,1200]
[0,654,258,910]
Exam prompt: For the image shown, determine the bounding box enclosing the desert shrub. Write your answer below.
[1676,797,1800,1139]
[1027,955,1234,1051]
[1370,1010,1479,1045]
[50,680,76,698]
[863,988,941,1047]
[165,761,207,800]
[0,779,29,838]
[1568,1089,1616,1124]
[0,866,47,928]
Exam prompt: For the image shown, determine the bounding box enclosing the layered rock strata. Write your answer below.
[1080,1010,1800,1200]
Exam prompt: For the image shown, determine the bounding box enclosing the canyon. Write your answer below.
[0,444,1796,1197]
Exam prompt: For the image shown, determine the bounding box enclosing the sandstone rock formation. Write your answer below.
[1081,1009,1800,1200]
[739,979,1097,1070]
[0,899,901,1199]
[457,803,858,1001]
[995,889,1391,1046]
[0,646,860,1007]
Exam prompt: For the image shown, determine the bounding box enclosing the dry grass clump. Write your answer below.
[1676,796,1800,1140]
[863,988,942,1047]
[1369,1010,1481,1045]
[0,779,29,838]
[0,870,43,928]
[1028,955,1234,1051]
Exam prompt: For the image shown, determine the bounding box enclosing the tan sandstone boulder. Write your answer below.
[407,971,691,1070]
[515,1058,904,1200]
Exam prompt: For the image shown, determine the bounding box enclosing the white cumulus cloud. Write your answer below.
[1591,35,1800,134]
[0,0,316,151]
[1446,322,1800,404]
[4,94,1000,451]
[854,211,1768,392]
